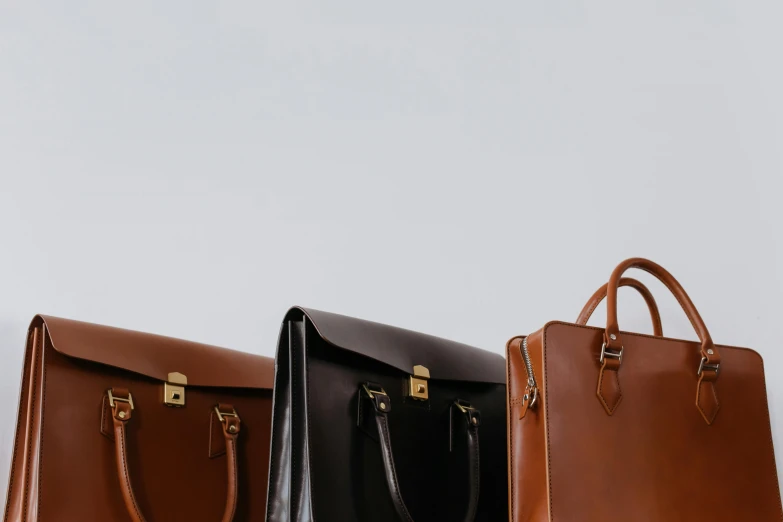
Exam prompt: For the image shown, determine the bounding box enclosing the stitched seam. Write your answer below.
[696,378,706,422]
[118,423,146,522]
[546,320,756,354]
[596,365,621,414]
[265,347,287,520]
[291,327,300,519]
[379,416,414,522]
[543,325,553,522]
[226,438,238,522]
[265,412,277,519]
[597,367,610,413]
[100,396,115,441]
[710,381,719,412]
[210,410,227,458]
[506,342,516,522]
[303,325,317,521]
[470,427,480,522]
[209,411,215,457]
[35,333,48,522]
[695,376,719,424]
[21,329,42,522]
[101,397,108,436]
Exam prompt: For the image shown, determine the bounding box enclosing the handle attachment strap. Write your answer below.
[106,388,241,522]
[358,383,480,522]
[600,258,720,424]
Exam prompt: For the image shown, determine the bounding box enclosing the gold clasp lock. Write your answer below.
[409,365,430,401]
[164,372,187,407]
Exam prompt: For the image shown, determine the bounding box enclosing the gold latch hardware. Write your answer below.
[409,365,430,401]
[164,372,187,407]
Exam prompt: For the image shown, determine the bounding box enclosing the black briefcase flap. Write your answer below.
[285,306,505,385]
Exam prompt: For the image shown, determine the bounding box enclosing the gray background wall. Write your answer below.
[1,0,782,501]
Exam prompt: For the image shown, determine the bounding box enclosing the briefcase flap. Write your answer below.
[33,314,274,389]
[289,306,505,384]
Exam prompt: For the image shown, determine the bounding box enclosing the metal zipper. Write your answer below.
[521,337,538,408]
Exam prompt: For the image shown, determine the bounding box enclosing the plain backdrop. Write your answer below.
[1,0,782,503]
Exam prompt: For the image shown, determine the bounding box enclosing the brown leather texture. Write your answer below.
[3,315,274,522]
[507,259,783,522]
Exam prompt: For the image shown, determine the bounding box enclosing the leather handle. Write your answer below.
[360,384,481,522]
[600,259,721,424]
[106,389,241,522]
[577,277,663,336]
[604,258,717,363]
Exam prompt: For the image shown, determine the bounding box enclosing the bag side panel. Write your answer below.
[289,319,313,522]
[507,331,550,522]
[266,321,293,522]
[3,325,41,522]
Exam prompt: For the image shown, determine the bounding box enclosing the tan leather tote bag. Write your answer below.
[506,258,782,522]
[3,315,274,522]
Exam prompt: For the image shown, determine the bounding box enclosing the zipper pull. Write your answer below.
[520,385,538,419]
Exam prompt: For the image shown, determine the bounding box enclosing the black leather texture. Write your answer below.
[266,307,508,522]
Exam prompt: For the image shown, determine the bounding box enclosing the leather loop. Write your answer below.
[577,277,663,336]
[596,358,623,415]
[602,258,720,424]
[106,389,240,522]
[359,384,480,522]
[604,258,718,363]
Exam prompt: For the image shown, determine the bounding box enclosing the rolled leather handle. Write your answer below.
[360,384,481,522]
[107,389,241,522]
[577,277,663,336]
[604,258,718,365]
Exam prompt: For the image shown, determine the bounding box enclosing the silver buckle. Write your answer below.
[697,357,720,376]
[214,406,241,423]
[107,389,134,410]
[599,343,624,364]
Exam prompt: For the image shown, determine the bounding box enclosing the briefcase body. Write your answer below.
[266,307,508,522]
[4,315,274,522]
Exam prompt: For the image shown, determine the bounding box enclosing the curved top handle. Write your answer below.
[577,277,663,336]
[604,258,719,367]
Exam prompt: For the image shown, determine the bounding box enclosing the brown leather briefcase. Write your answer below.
[3,315,274,522]
[507,258,782,522]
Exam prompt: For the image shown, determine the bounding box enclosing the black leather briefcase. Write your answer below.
[265,307,508,522]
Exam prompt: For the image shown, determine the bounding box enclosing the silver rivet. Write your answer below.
[707,349,714,355]
[380,402,387,411]
[610,334,617,341]
[229,425,237,433]
[118,411,126,419]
